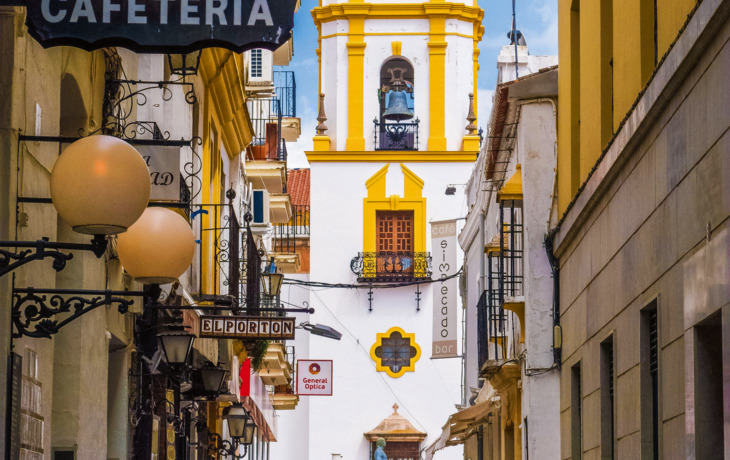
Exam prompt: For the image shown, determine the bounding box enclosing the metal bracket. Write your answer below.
[415,284,422,312]
[11,283,144,339]
[0,235,107,278]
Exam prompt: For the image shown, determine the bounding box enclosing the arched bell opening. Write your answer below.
[374,56,419,150]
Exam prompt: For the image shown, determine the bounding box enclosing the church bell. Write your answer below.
[382,90,414,122]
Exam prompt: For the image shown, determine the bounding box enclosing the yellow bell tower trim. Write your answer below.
[427,11,447,151]
[392,41,402,56]
[346,9,368,151]
[370,327,422,378]
[363,164,427,254]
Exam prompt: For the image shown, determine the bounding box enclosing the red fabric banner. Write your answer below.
[240,358,251,397]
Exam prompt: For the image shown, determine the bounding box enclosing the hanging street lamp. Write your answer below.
[157,323,195,368]
[116,207,196,285]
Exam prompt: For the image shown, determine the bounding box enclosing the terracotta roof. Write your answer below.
[287,168,310,206]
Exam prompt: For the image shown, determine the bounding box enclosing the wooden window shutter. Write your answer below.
[377,211,413,253]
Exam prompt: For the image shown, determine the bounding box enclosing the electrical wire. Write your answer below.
[282,268,463,290]
[307,287,432,434]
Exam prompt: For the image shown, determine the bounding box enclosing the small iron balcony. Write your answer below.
[373,119,420,150]
[350,252,431,282]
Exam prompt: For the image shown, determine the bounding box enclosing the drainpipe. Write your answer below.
[544,230,561,368]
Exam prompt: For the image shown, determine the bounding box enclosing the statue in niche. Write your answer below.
[374,437,388,460]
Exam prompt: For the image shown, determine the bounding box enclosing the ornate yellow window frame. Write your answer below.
[363,164,427,277]
[370,327,422,378]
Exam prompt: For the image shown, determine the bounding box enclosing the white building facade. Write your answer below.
[438,41,561,459]
[275,1,485,458]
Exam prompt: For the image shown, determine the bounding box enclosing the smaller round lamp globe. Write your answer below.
[117,207,195,284]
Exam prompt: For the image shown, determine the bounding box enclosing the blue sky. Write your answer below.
[284,0,558,167]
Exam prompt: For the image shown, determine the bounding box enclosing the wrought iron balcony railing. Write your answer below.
[273,69,296,118]
[350,252,431,282]
[272,205,309,254]
[373,119,420,150]
[247,97,287,162]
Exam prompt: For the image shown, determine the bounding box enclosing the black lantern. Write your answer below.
[167,51,202,76]
[157,327,195,367]
[223,403,257,449]
[261,258,284,297]
[200,363,228,394]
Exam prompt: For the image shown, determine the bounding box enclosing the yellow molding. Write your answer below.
[370,327,422,378]
[363,164,426,253]
[392,40,402,55]
[199,49,254,157]
[312,3,484,25]
[320,31,477,40]
[346,17,366,151]
[312,135,331,151]
[305,150,478,162]
[401,163,424,193]
[497,164,523,202]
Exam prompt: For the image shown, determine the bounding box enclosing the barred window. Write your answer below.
[251,49,263,78]
[371,328,421,378]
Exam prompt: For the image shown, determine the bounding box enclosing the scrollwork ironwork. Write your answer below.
[0,236,107,278]
[374,118,420,150]
[351,252,432,282]
[12,287,143,339]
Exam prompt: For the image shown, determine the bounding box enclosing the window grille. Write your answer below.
[373,330,418,375]
[499,199,523,298]
[648,309,659,460]
[250,49,263,78]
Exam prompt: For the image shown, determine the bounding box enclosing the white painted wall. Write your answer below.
[300,161,471,459]
[269,276,312,459]
[516,102,560,459]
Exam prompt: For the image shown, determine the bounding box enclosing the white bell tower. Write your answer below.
[287,2,486,459]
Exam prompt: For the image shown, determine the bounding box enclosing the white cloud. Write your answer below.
[520,0,558,55]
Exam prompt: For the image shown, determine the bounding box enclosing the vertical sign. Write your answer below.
[431,220,458,358]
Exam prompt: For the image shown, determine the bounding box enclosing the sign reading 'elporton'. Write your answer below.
[19,0,297,53]
[199,315,295,340]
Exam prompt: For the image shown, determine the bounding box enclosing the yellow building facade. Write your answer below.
[554,0,729,458]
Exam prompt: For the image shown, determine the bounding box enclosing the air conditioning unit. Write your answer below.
[252,190,270,224]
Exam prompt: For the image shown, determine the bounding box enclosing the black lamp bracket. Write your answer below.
[11,282,144,340]
[0,235,107,278]
[209,433,248,459]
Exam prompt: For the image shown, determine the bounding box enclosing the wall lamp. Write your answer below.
[210,403,257,458]
[3,135,196,339]
[444,184,466,195]
[300,322,343,341]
